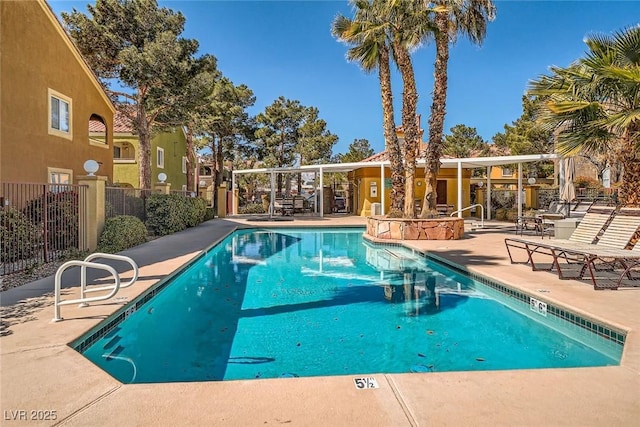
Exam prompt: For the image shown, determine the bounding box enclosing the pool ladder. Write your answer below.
[53,253,139,322]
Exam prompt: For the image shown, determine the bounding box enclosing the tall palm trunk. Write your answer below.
[379,45,404,213]
[422,11,449,217]
[617,126,640,206]
[393,42,420,218]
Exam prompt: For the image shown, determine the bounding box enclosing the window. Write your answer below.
[48,89,72,139]
[157,147,165,168]
[88,114,107,146]
[48,167,72,192]
[502,168,513,177]
[182,156,187,174]
[114,146,122,158]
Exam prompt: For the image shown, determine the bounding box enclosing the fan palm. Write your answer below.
[528,26,640,206]
[420,0,496,217]
[332,0,405,214]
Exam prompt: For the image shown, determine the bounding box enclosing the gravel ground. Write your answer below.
[0,261,65,292]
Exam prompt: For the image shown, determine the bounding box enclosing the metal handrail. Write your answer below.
[81,253,139,298]
[53,254,138,322]
[450,204,484,229]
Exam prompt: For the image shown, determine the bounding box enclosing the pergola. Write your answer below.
[231,153,560,220]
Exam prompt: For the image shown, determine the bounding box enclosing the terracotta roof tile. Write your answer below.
[88,106,135,133]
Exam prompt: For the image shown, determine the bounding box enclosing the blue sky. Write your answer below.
[50,1,640,156]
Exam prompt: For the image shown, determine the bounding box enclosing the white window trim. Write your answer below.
[48,88,73,140]
[47,167,73,185]
[182,156,187,174]
[157,147,165,168]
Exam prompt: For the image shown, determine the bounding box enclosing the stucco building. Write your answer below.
[0,0,115,184]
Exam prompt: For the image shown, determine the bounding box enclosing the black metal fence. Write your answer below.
[105,187,151,222]
[1,182,87,275]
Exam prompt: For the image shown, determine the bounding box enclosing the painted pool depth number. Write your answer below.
[353,377,379,389]
[530,297,548,317]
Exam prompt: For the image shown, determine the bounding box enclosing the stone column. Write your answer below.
[77,175,107,251]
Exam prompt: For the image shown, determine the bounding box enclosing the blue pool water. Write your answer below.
[80,228,622,383]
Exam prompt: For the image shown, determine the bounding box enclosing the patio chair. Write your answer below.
[504,205,616,271]
[273,198,284,215]
[564,208,640,289]
[293,196,306,213]
[281,198,294,216]
[547,207,640,282]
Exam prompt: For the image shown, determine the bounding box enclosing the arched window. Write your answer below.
[88,114,107,145]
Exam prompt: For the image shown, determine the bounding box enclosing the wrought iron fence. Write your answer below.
[1,182,87,275]
[105,187,151,222]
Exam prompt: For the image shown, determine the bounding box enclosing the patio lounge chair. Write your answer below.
[506,207,640,289]
[578,241,640,290]
[505,205,616,271]
[547,207,640,282]
[561,208,640,289]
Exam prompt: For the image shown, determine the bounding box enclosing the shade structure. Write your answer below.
[560,157,576,217]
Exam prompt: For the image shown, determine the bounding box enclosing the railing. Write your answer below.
[450,204,484,229]
[53,253,138,322]
[105,187,150,222]
[1,182,87,275]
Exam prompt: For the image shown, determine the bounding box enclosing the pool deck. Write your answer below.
[1,215,639,426]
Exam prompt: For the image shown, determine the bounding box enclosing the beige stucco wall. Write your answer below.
[0,0,114,183]
[350,167,472,217]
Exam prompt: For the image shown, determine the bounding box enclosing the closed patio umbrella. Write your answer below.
[560,157,576,217]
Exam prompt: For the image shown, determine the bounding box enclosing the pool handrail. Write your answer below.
[53,253,139,322]
[81,253,139,297]
[450,204,484,228]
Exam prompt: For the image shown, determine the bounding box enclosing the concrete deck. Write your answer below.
[1,215,639,426]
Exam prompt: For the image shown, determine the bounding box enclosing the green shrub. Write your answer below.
[97,215,148,253]
[184,197,207,227]
[204,207,215,221]
[0,207,42,262]
[575,176,602,189]
[146,194,208,236]
[238,203,266,214]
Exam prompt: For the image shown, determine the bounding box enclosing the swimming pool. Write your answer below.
[77,228,623,383]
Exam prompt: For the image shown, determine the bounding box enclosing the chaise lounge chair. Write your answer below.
[506,207,640,289]
[505,205,616,271]
[562,208,640,289]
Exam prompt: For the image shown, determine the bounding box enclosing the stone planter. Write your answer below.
[366,216,465,240]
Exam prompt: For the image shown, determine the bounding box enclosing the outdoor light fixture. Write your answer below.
[158,172,167,183]
[83,160,99,176]
[477,181,484,188]
[199,180,206,187]
[417,180,423,187]
[528,177,536,185]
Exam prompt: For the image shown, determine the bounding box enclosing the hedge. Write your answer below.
[145,194,208,236]
[97,215,148,253]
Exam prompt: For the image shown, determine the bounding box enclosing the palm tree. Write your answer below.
[332,0,405,214]
[528,26,640,206]
[358,0,431,218]
[420,0,496,217]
